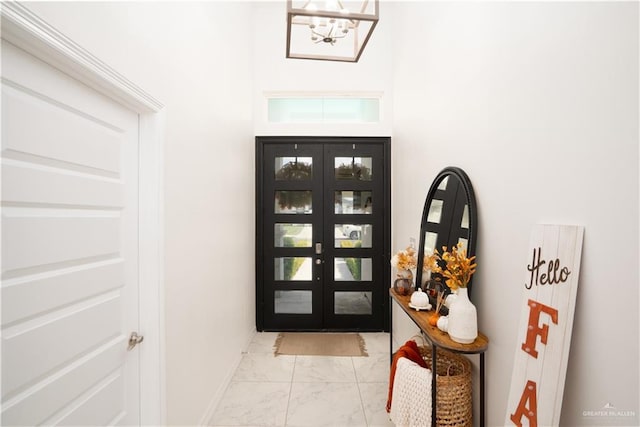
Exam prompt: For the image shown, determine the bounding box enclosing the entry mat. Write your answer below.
[274,332,368,357]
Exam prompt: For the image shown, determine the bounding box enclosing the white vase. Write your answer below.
[447,287,477,344]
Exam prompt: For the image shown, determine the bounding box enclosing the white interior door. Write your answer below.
[1,39,141,426]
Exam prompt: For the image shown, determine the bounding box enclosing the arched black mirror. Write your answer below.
[415,167,478,300]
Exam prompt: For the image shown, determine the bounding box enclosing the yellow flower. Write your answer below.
[432,243,477,291]
[390,246,417,270]
[422,252,439,272]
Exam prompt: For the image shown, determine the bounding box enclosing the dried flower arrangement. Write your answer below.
[422,250,439,273]
[432,242,477,291]
[390,245,417,271]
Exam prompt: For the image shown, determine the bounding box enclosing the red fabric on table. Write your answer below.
[386,339,429,413]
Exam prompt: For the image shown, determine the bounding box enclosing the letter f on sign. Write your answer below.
[521,299,558,359]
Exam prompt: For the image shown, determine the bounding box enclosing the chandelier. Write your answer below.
[286,0,379,62]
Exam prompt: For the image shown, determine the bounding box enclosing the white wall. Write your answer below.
[25,2,256,425]
[19,1,639,425]
[391,2,639,426]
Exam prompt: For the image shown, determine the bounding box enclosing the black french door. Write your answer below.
[256,137,390,331]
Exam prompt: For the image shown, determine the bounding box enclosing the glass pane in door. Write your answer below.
[334,258,372,281]
[334,157,372,181]
[275,290,312,314]
[334,291,373,315]
[275,157,312,180]
[275,223,312,247]
[274,257,312,281]
[334,191,372,214]
[275,191,312,214]
[334,224,373,248]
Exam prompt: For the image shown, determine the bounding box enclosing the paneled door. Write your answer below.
[1,40,141,425]
[256,137,390,331]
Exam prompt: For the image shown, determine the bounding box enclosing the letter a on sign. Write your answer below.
[505,225,584,426]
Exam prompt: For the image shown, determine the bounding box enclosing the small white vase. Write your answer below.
[436,315,448,332]
[444,292,458,308]
[447,287,477,344]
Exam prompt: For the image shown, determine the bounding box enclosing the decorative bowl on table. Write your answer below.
[393,278,412,296]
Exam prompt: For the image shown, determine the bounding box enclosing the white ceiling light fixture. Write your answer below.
[286,0,379,63]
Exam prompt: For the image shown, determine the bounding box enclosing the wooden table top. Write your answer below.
[390,288,489,354]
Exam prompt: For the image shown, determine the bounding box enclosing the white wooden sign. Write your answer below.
[506,225,584,427]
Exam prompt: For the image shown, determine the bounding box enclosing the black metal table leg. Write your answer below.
[389,298,393,363]
[431,343,437,427]
[480,352,485,427]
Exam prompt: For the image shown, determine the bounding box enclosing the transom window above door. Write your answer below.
[265,94,382,123]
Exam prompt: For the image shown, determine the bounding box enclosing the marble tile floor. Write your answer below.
[210,332,395,427]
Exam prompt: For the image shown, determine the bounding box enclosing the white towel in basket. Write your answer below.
[389,356,432,427]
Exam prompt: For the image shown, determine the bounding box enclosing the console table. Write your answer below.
[390,288,489,427]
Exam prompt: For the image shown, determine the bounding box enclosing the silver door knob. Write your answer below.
[127,331,144,351]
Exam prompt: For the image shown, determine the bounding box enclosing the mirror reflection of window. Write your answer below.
[437,176,449,190]
[427,199,443,223]
[424,231,438,253]
[458,238,469,253]
[461,205,469,229]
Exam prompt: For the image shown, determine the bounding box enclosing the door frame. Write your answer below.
[256,136,391,332]
[1,3,166,425]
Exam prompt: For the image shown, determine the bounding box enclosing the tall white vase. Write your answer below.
[447,287,477,344]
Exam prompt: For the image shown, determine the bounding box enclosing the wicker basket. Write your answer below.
[416,342,473,427]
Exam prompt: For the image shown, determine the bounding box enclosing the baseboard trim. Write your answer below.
[198,328,257,426]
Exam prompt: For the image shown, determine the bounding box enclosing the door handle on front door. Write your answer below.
[315,242,324,281]
[315,241,325,265]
